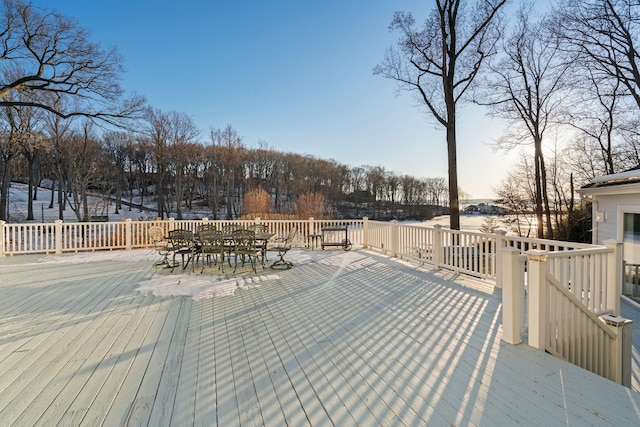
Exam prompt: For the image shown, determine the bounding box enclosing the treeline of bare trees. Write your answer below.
[4,118,451,221]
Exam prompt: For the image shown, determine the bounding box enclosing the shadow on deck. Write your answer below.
[0,248,639,425]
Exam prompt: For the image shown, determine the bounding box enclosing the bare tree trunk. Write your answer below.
[57,179,64,220]
[540,152,553,238]
[26,159,34,220]
[534,143,544,238]
[82,188,89,221]
[0,160,10,221]
[175,165,184,220]
[157,165,164,219]
[49,178,55,209]
[446,105,460,231]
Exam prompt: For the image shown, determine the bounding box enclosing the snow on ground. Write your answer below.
[7,182,159,223]
[39,248,159,264]
[7,182,495,230]
[21,246,370,301]
[404,214,489,230]
[137,272,283,300]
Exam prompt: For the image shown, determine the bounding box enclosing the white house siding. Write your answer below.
[592,193,640,243]
[577,172,640,243]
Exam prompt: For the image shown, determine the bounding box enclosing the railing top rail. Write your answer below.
[527,246,613,257]
[366,219,602,252]
[504,234,593,249]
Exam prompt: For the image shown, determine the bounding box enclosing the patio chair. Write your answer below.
[221,224,242,264]
[198,229,226,273]
[222,223,242,234]
[232,229,262,273]
[167,229,196,272]
[196,223,218,234]
[248,224,268,233]
[249,223,270,262]
[267,226,297,270]
[149,226,170,267]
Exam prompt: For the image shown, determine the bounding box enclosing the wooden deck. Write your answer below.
[1,248,639,426]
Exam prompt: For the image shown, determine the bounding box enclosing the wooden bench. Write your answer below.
[89,215,109,222]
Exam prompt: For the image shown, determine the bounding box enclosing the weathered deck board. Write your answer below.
[72,293,165,426]
[54,293,158,426]
[193,298,217,425]
[169,297,202,426]
[242,284,312,427]
[0,264,126,371]
[0,267,136,422]
[15,290,149,425]
[0,249,639,426]
[147,297,192,425]
[120,295,185,425]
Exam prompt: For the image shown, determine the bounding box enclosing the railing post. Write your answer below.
[391,220,399,258]
[55,219,63,255]
[601,315,633,387]
[501,247,523,344]
[0,220,5,257]
[309,217,315,242]
[168,217,175,231]
[603,240,623,316]
[363,217,369,248]
[495,230,507,288]
[433,224,442,269]
[527,250,548,351]
[125,218,132,250]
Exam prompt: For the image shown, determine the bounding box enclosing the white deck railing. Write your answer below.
[0,217,365,256]
[502,243,632,386]
[0,216,632,385]
[364,220,593,281]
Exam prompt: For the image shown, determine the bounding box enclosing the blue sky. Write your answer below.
[38,0,521,199]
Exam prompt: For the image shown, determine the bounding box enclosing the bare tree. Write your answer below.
[102,131,132,214]
[480,3,570,238]
[618,119,640,168]
[566,134,613,184]
[20,117,47,220]
[131,136,152,211]
[564,74,623,176]
[166,113,199,220]
[375,0,506,230]
[210,125,245,219]
[0,0,144,124]
[365,165,386,216]
[425,177,448,207]
[494,153,537,237]
[63,122,103,221]
[0,102,40,220]
[555,0,640,182]
[146,109,171,218]
[556,0,640,111]
[42,97,75,220]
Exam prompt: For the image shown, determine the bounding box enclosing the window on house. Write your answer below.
[623,213,640,265]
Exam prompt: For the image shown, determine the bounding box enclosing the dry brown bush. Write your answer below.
[294,192,330,219]
[243,188,273,216]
